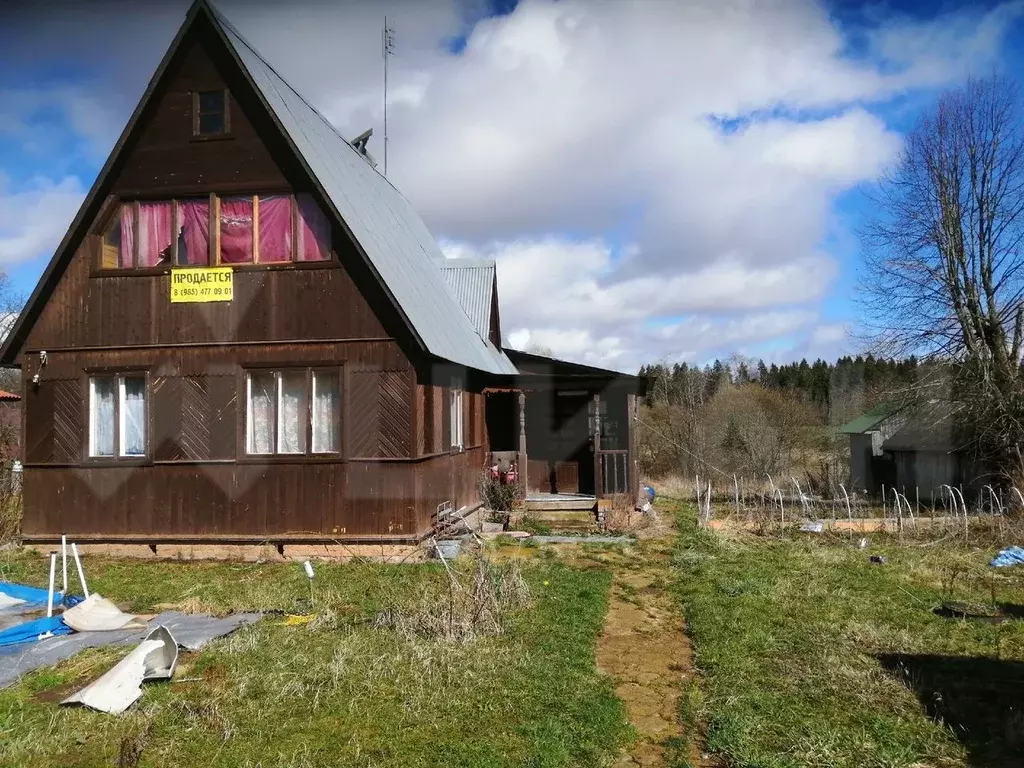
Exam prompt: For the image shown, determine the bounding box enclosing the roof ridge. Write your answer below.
[208,2,515,375]
[441,259,496,269]
[207,3,405,195]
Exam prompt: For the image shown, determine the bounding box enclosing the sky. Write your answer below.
[1,0,1023,374]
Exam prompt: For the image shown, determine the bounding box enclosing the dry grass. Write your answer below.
[672,500,1024,768]
[0,483,21,544]
[372,545,531,643]
[0,545,629,767]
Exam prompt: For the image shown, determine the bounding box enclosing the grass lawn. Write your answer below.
[0,547,630,767]
[671,501,1024,768]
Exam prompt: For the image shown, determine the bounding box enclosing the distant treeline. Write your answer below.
[638,355,921,424]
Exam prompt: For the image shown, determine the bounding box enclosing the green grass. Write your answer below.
[670,503,1024,768]
[0,551,630,767]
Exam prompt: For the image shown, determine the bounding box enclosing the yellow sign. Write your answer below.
[170,267,234,303]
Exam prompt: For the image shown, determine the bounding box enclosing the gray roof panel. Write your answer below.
[213,10,516,376]
[441,260,495,339]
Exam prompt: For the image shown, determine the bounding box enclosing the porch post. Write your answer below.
[627,392,638,502]
[593,392,603,498]
[518,391,528,493]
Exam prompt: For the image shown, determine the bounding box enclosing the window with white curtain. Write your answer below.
[311,371,340,453]
[449,379,464,451]
[246,369,340,455]
[89,374,147,458]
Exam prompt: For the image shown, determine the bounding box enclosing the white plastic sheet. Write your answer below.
[0,594,25,610]
[61,626,177,714]
[61,595,144,633]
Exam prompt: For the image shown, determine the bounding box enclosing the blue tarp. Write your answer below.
[0,582,61,608]
[0,583,84,612]
[0,616,71,647]
[991,546,1024,568]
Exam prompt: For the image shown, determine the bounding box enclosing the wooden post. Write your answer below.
[593,392,603,498]
[627,392,638,502]
[518,391,527,494]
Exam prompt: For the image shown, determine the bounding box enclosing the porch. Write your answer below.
[485,349,642,520]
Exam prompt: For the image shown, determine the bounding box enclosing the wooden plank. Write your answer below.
[378,369,412,458]
[52,380,83,463]
[348,369,379,458]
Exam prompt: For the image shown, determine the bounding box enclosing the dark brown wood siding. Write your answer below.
[23,240,389,352]
[113,30,288,196]
[19,342,425,540]
[13,20,493,543]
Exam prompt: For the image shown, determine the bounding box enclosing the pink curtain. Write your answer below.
[258,195,292,263]
[220,196,254,264]
[118,207,135,268]
[296,193,330,262]
[137,202,174,267]
[178,199,210,266]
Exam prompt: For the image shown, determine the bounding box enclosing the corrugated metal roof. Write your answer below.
[837,403,902,434]
[212,9,516,376]
[0,390,19,401]
[440,259,495,339]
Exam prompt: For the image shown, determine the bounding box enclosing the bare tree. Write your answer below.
[522,341,554,358]
[860,75,1024,476]
[0,272,23,395]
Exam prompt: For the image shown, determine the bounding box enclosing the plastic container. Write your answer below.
[434,539,462,560]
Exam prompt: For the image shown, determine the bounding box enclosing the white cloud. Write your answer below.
[0,177,85,265]
[0,0,1019,368]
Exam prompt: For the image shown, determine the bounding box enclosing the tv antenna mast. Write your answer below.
[382,17,395,176]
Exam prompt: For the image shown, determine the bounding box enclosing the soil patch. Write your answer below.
[590,524,703,767]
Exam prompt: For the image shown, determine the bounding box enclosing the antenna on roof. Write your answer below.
[382,16,395,177]
[350,128,377,168]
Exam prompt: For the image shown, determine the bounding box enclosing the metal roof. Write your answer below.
[837,402,902,434]
[440,259,495,339]
[212,9,516,376]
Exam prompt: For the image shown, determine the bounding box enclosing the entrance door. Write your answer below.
[525,391,595,495]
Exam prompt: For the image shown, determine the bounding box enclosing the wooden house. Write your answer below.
[0,1,641,546]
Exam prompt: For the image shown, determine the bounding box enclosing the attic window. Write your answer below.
[194,90,228,136]
[98,194,331,269]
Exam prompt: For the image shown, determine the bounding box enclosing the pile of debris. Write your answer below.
[0,535,260,713]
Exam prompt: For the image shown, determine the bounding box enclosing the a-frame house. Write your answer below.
[1,1,642,547]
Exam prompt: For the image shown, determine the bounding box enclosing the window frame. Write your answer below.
[93,193,335,275]
[193,89,230,138]
[449,377,464,452]
[243,366,343,459]
[86,372,149,461]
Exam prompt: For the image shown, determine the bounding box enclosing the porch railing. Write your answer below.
[599,450,629,496]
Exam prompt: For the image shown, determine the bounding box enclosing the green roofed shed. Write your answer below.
[838,403,902,435]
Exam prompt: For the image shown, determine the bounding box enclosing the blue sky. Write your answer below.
[1,0,1022,371]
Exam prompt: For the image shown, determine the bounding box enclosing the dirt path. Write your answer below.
[587,524,703,767]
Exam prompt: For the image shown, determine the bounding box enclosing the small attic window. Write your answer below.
[194,89,228,136]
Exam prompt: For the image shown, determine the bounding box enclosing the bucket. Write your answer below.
[434,539,462,560]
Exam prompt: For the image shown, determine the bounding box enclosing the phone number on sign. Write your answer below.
[172,286,233,298]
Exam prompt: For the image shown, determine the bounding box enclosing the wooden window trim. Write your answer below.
[310,367,342,455]
[192,89,231,139]
[90,193,337,275]
[449,377,465,453]
[253,194,261,264]
[91,195,121,237]
[82,370,150,463]
[240,365,343,460]
[210,193,220,266]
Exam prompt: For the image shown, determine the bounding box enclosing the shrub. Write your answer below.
[477,472,520,512]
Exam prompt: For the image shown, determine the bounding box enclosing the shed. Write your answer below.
[838,403,904,494]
